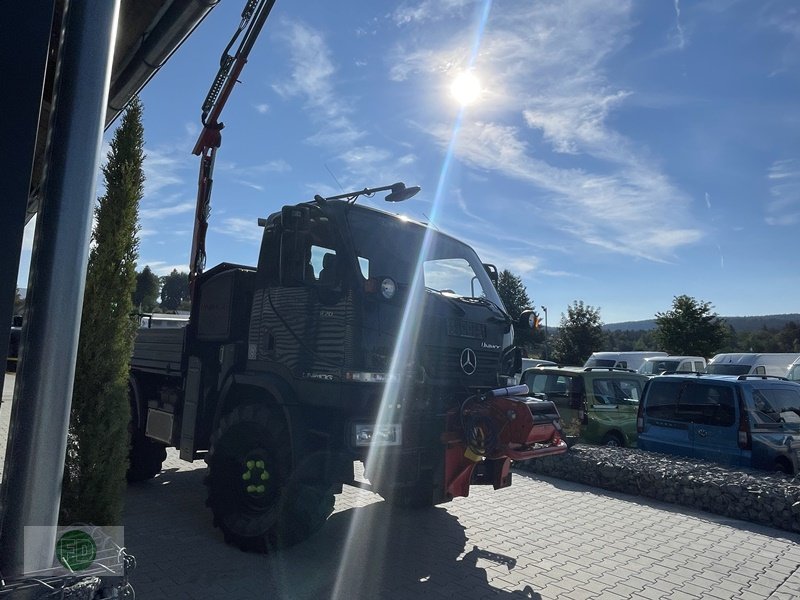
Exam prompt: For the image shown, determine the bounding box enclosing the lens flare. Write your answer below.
[450,72,481,106]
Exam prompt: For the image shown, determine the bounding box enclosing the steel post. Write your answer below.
[0,0,121,578]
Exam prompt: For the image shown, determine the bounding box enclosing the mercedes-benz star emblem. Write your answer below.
[460,348,477,375]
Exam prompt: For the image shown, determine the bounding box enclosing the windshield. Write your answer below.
[347,208,503,306]
[705,363,751,375]
[585,359,616,368]
[750,387,800,426]
[638,360,680,375]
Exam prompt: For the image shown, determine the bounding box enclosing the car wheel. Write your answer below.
[773,459,792,475]
[601,432,624,448]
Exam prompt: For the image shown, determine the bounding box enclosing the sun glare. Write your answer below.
[450,71,481,106]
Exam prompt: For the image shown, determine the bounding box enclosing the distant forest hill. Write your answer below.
[605,314,800,333]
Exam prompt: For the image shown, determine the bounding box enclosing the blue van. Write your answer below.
[637,374,800,475]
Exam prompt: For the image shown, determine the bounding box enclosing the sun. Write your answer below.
[450,71,481,106]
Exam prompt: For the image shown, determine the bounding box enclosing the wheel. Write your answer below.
[127,430,167,482]
[773,459,793,475]
[601,432,624,448]
[205,404,334,552]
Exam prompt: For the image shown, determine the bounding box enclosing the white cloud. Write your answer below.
[392,0,703,261]
[140,202,195,220]
[140,262,190,276]
[271,19,414,185]
[212,217,264,244]
[143,147,191,196]
[392,0,475,25]
[255,103,269,114]
[765,159,800,225]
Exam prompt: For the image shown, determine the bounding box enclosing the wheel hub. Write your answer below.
[241,457,270,497]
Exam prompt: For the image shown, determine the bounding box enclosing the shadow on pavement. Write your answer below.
[124,467,542,599]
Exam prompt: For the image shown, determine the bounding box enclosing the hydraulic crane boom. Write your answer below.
[189,0,277,298]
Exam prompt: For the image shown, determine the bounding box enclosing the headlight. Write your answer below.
[352,423,402,447]
[380,277,397,299]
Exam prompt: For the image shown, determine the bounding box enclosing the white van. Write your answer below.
[705,353,800,377]
[583,351,667,372]
[787,356,800,381]
[637,355,707,376]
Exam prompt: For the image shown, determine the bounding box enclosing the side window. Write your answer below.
[693,361,705,372]
[754,366,766,375]
[678,383,735,426]
[310,245,340,287]
[592,379,614,404]
[696,385,736,426]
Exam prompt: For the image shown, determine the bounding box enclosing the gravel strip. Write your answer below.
[515,445,800,533]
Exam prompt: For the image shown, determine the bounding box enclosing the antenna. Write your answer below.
[324,163,345,193]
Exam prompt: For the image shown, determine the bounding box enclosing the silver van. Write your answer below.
[705,353,800,377]
[638,355,706,376]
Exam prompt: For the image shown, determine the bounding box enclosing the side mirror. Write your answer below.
[518,308,538,331]
[501,346,522,377]
[279,231,311,285]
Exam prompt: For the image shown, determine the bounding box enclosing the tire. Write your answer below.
[601,432,624,448]
[205,404,334,552]
[773,459,793,475]
[127,430,167,482]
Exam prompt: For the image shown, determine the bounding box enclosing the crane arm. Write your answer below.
[189,0,277,298]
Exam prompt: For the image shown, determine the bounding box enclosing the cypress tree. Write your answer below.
[61,97,145,524]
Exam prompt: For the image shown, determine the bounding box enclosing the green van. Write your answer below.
[521,366,649,447]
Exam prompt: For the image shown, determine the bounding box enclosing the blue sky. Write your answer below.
[20,0,800,323]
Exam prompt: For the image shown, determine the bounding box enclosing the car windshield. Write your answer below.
[750,387,800,426]
[705,363,751,375]
[638,360,680,375]
[346,208,502,306]
[585,359,616,368]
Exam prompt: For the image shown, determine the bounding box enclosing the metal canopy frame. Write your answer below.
[0,0,220,581]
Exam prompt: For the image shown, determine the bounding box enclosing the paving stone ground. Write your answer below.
[2,372,800,599]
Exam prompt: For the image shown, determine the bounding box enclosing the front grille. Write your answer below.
[423,345,499,384]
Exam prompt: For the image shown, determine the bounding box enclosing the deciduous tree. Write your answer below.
[160,269,190,311]
[654,295,728,357]
[61,97,145,525]
[496,269,540,351]
[551,301,605,365]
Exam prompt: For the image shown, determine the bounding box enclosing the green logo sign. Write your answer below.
[55,530,96,572]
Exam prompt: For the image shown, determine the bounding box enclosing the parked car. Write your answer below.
[637,355,706,376]
[584,351,667,372]
[637,373,800,475]
[785,356,800,381]
[705,353,800,377]
[520,365,649,447]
